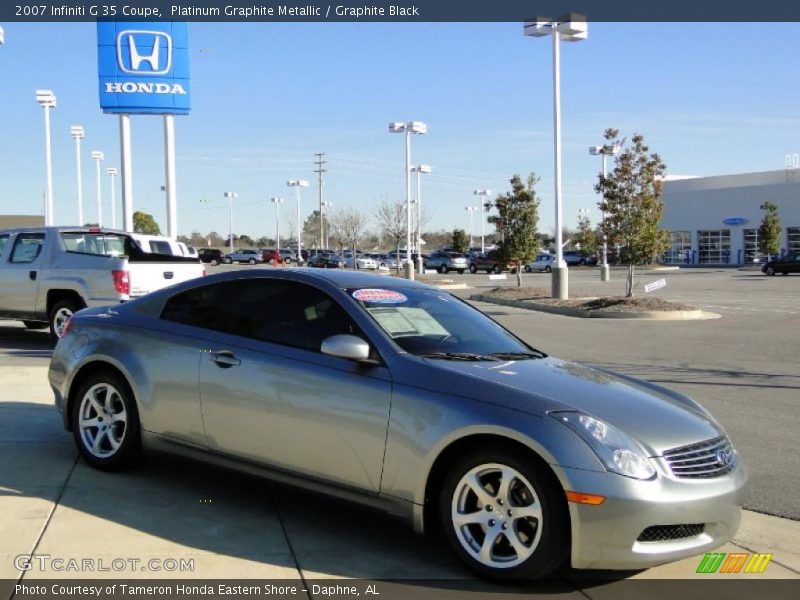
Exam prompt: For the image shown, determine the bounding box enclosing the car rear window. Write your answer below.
[61,232,129,257]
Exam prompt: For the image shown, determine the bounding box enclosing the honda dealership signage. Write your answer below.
[97,21,190,114]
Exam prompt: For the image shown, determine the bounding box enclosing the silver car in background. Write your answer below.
[48,270,745,580]
[425,251,469,274]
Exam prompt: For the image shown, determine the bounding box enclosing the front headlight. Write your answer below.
[550,411,657,480]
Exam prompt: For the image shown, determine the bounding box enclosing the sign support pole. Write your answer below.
[164,114,178,240]
[119,114,134,232]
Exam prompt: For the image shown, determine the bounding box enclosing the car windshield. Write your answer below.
[349,287,541,358]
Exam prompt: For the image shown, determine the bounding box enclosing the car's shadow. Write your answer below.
[0,323,54,358]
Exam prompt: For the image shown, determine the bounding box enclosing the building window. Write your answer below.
[698,229,731,264]
[663,231,691,263]
[788,227,800,254]
[743,229,763,263]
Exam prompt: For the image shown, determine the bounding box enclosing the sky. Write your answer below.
[2,21,800,240]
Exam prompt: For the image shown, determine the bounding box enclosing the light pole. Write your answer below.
[590,143,620,281]
[224,192,237,253]
[70,125,85,226]
[390,121,427,280]
[36,90,56,226]
[287,179,309,263]
[90,151,104,226]
[106,168,118,229]
[525,13,588,300]
[322,201,333,249]
[465,206,478,248]
[411,164,431,274]
[271,197,284,250]
[473,189,492,253]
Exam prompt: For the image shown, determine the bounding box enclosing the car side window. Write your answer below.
[0,234,9,256]
[9,233,45,264]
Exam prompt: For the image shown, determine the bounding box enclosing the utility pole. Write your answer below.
[314,153,327,251]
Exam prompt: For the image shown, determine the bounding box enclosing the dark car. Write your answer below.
[469,252,503,274]
[762,252,800,276]
[563,250,597,266]
[198,248,224,266]
[308,251,344,269]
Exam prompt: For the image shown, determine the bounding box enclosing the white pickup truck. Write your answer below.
[0,227,205,338]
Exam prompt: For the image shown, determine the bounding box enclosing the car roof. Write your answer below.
[198,268,431,290]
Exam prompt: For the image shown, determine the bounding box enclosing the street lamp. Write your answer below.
[465,206,478,248]
[90,151,104,226]
[525,13,588,299]
[590,143,621,281]
[390,121,428,280]
[287,179,309,263]
[411,164,431,274]
[224,192,237,253]
[473,189,492,253]
[322,201,333,249]
[36,90,56,226]
[70,126,85,226]
[271,197,284,251]
[106,168,118,229]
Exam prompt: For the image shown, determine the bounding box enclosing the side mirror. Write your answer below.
[321,334,371,362]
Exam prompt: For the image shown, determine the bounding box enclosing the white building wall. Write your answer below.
[661,169,800,264]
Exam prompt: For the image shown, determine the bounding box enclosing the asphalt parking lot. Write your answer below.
[1,266,799,589]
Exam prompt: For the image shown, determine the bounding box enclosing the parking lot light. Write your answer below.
[474,189,492,254]
[590,143,621,282]
[70,126,85,226]
[322,201,333,249]
[270,197,284,251]
[390,121,428,280]
[224,192,238,253]
[106,168,118,229]
[287,180,309,262]
[411,164,431,274]
[90,151,104,227]
[36,90,56,226]
[524,12,588,299]
[465,206,478,248]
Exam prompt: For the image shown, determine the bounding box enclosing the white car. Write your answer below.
[524,253,555,273]
[339,252,378,269]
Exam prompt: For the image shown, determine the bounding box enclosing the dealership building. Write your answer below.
[660,169,800,264]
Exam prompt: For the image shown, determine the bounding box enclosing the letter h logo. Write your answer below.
[117,30,172,75]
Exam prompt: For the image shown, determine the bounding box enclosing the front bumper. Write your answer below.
[561,459,747,570]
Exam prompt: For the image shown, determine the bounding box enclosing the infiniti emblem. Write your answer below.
[716,449,731,466]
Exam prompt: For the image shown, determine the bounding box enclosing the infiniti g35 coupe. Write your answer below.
[48,269,746,580]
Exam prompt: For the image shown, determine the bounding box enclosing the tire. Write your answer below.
[524,265,531,273]
[210,259,220,266]
[469,264,477,274]
[223,258,232,265]
[285,257,293,264]
[545,266,552,273]
[71,370,142,470]
[249,258,257,265]
[23,321,48,330]
[782,271,789,276]
[492,265,501,274]
[458,269,465,275]
[439,264,448,274]
[49,298,83,340]
[438,446,569,581]
[766,266,775,276]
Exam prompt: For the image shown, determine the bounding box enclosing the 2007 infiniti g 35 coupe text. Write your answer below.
[48,269,746,580]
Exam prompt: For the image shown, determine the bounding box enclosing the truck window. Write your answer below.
[149,241,174,255]
[0,234,9,255]
[61,232,127,256]
[9,233,45,264]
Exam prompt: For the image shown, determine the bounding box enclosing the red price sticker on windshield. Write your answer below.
[352,289,408,304]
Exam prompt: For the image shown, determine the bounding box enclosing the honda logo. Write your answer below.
[117,30,172,75]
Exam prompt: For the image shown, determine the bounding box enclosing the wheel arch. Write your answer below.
[64,359,137,432]
[46,289,87,318]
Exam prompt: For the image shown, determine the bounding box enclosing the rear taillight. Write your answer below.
[112,270,130,295]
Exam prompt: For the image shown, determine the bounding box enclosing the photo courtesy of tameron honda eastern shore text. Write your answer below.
[48,269,746,580]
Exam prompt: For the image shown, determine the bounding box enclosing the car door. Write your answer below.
[198,277,393,492]
[0,232,45,318]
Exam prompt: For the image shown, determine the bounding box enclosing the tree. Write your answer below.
[574,212,598,256]
[133,211,160,235]
[329,207,367,265]
[594,129,669,296]
[375,199,406,271]
[451,229,469,254]
[488,174,541,286]
[758,201,782,260]
[303,210,323,251]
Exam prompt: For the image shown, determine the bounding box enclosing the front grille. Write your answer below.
[663,435,735,479]
[637,524,705,543]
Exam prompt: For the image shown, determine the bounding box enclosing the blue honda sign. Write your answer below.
[723,217,749,226]
[97,21,190,115]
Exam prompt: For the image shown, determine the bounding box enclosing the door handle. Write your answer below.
[210,350,241,368]
[29,271,37,281]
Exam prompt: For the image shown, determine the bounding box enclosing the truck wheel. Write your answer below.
[49,299,83,340]
[23,321,48,330]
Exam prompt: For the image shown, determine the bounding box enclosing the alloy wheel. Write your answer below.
[78,383,128,458]
[52,307,73,338]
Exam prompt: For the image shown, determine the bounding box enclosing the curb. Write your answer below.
[470,294,721,321]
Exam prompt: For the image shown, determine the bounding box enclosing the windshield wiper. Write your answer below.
[487,350,547,360]
[419,352,500,362]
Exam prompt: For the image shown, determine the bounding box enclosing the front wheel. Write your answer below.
[766,266,775,276]
[223,258,232,265]
[469,264,477,274]
[545,266,552,273]
[492,265,501,274]
[248,258,257,265]
[71,371,142,470]
[439,447,569,580]
[210,259,220,266]
[284,257,293,264]
[524,265,531,273]
[438,264,448,274]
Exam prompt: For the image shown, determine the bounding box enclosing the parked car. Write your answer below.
[308,252,344,269]
[762,252,800,275]
[50,269,745,580]
[525,253,555,273]
[563,250,597,266]
[198,248,224,266]
[223,249,263,265]
[377,254,399,270]
[425,251,469,274]
[261,249,282,265]
[469,252,503,274]
[277,248,299,264]
[0,227,204,338]
[339,252,378,270]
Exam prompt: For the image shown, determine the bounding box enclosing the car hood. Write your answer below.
[424,356,721,456]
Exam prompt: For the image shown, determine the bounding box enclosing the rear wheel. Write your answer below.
[223,258,232,265]
[248,258,257,265]
[766,266,775,276]
[210,259,220,266]
[439,264,448,274]
[545,266,552,273]
[438,447,569,580]
[524,265,531,273]
[469,264,477,274]
[49,298,83,340]
[285,257,293,264]
[492,264,501,274]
